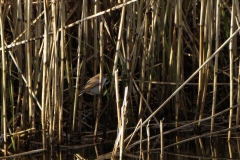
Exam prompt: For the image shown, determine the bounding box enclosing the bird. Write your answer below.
[79,74,107,96]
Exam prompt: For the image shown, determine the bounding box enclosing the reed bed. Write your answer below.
[0,0,240,159]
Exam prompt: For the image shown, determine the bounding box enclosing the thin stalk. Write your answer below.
[79,0,87,138]
[14,0,23,121]
[60,0,65,145]
[228,1,236,158]
[160,120,164,160]
[195,0,206,122]
[234,0,240,157]
[136,0,144,32]
[93,1,99,155]
[146,120,150,160]
[42,0,49,150]
[72,1,84,134]
[26,0,33,128]
[160,0,169,104]
[175,0,182,156]
[0,1,7,155]
[237,57,240,157]
[140,120,143,159]
[94,22,104,157]
[112,0,126,73]
[115,70,121,130]
[51,0,58,145]
[120,87,128,160]
[211,0,220,158]
[139,0,149,119]
[93,0,98,76]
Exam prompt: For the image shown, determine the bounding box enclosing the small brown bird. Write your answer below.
[79,74,107,96]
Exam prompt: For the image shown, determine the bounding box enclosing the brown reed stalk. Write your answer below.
[227,1,236,158]
[1,1,240,159]
[41,0,49,150]
[0,0,7,155]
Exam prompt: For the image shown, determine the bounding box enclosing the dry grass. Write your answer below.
[0,0,240,159]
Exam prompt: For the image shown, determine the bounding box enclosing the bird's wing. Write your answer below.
[79,74,106,96]
[82,74,100,90]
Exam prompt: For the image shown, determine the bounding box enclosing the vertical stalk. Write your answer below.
[236,0,240,154]
[26,0,33,128]
[0,1,7,155]
[194,1,205,155]
[73,1,84,135]
[42,0,49,150]
[146,0,160,109]
[78,0,87,139]
[139,0,148,118]
[60,0,65,145]
[93,1,99,155]
[93,0,98,75]
[211,0,220,158]
[94,22,104,156]
[120,87,128,160]
[175,0,182,155]
[195,0,205,121]
[51,0,58,145]
[112,0,126,73]
[136,0,144,32]
[160,120,164,160]
[146,120,150,160]
[14,0,23,121]
[115,70,121,130]
[237,55,240,157]
[198,1,213,156]
[80,0,87,135]
[33,0,42,122]
[160,0,169,104]
[228,1,236,158]
[140,120,143,159]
